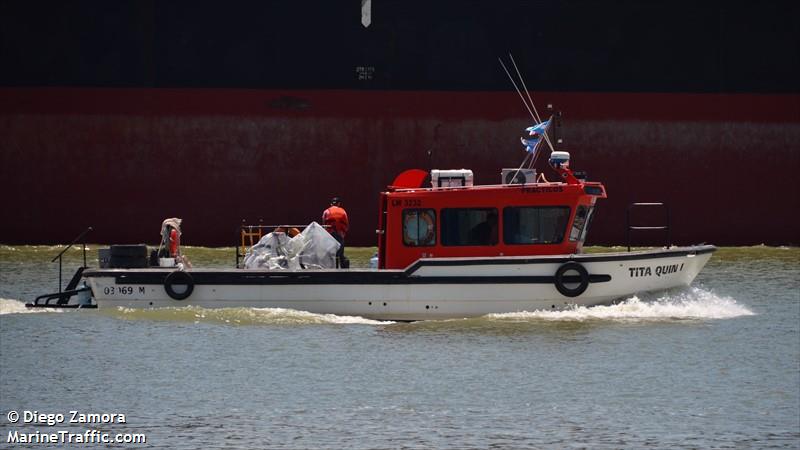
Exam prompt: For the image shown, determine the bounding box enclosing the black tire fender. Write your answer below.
[164,271,194,300]
[554,262,589,297]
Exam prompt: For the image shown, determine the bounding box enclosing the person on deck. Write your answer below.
[158,218,183,259]
[322,197,350,268]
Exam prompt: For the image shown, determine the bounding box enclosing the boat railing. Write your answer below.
[626,203,670,251]
[51,226,93,293]
[390,181,567,192]
[27,227,93,308]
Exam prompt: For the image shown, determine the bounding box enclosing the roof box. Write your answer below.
[431,169,473,188]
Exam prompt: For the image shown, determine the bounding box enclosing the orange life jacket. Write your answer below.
[322,206,349,237]
[169,229,179,256]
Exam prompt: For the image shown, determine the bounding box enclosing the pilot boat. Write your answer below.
[31,144,715,320]
[29,56,716,320]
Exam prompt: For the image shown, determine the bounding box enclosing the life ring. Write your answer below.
[554,262,589,297]
[403,210,435,245]
[164,271,194,300]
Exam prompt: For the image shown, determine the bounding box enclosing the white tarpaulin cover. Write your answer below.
[243,221,340,270]
[160,218,182,237]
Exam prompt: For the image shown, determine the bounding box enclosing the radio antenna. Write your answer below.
[499,54,561,180]
[501,53,556,163]
[509,53,542,124]
[498,57,538,124]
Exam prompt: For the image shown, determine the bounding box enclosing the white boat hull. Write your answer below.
[83,246,714,320]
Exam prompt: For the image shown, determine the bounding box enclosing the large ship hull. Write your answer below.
[1,88,797,246]
[1,2,797,246]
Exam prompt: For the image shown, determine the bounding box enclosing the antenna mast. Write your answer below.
[499,54,557,174]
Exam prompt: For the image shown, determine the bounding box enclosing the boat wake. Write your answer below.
[0,298,63,315]
[487,287,754,322]
[3,288,752,324]
[106,306,394,326]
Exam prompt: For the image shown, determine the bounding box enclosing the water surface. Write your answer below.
[1,246,798,449]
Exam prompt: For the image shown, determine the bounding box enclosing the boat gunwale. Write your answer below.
[81,245,715,282]
[406,244,716,269]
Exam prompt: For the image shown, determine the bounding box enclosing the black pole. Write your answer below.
[235,229,240,268]
[51,227,93,262]
[665,204,671,248]
[626,205,631,252]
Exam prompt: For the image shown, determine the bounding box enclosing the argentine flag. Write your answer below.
[521,119,551,153]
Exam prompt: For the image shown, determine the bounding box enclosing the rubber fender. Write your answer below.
[554,262,590,297]
[164,271,194,300]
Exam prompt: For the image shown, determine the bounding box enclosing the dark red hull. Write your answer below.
[1,88,798,246]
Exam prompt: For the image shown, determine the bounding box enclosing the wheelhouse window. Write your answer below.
[402,209,436,246]
[503,206,569,244]
[569,205,595,242]
[441,208,498,246]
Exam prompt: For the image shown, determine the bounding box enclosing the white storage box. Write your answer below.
[159,257,176,267]
[501,168,537,184]
[430,169,474,188]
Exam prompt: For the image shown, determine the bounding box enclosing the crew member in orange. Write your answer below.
[158,218,182,260]
[322,197,350,268]
[169,227,180,257]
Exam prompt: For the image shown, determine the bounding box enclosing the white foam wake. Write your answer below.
[250,307,395,325]
[487,288,754,322]
[111,305,393,325]
[0,298,63,315]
